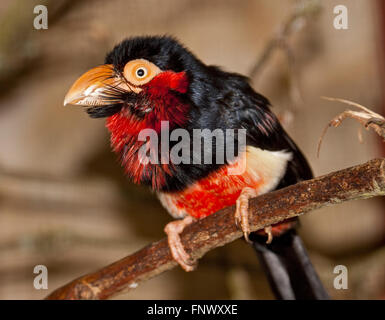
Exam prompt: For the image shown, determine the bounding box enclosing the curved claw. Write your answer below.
[164,216,197,272]
[235,187,275,244]
[264,226,273,244]
[235,187,257,243]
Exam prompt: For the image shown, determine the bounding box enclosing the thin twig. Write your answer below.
[249,0,321,81]
[317,97,385,157]
[249,0,322,128]
[46,158,385,300]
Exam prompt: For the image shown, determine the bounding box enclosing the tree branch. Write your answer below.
[249,0,321,80]
[46,158,385,300]
[318,97,385,157]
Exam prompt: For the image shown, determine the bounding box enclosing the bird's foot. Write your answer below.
[164,216,197,272]
[235,187,274,244]
[235,187,257,243]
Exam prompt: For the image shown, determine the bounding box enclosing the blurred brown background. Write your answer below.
[0,0,384,300]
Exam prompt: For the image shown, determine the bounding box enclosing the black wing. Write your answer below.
[218,74,313,187]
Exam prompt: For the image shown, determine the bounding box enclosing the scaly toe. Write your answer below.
[164,217,197,272]
[235,188,257,243]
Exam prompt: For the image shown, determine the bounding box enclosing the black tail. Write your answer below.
[250,230,329,300]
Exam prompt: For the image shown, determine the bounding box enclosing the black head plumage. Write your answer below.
[105,35,204,74]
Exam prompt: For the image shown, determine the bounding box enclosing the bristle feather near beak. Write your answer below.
[86,104,125,118]
[63,64,129,108]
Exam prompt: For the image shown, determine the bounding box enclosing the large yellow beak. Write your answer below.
[64,64,124,107]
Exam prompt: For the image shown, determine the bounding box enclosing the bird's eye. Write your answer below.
[135,67,147,79]
[123,59,161,86]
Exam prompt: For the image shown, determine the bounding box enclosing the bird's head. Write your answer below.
[64,36,211,188]
[64,36,204,134]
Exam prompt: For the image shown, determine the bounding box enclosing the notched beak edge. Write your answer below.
[63,64,118,107]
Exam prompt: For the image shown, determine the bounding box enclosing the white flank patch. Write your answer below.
[245,146,292,195]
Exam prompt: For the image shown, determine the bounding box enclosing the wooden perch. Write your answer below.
[46,158,385,300]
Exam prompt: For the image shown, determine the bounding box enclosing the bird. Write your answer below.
[64,35,329,300]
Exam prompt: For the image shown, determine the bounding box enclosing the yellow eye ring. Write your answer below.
[123,59,161,86]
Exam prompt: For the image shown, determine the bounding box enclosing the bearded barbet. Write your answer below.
[64,36,329,300]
